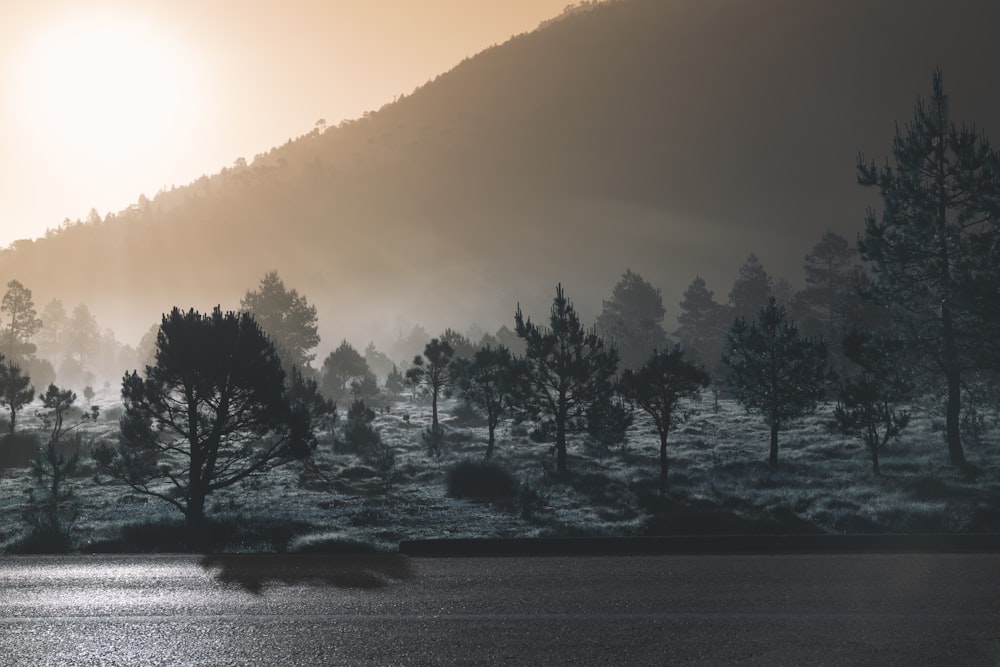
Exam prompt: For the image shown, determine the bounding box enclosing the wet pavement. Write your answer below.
[1,552,998,665]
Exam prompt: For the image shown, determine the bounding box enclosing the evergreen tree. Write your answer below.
[799,232,857,332]
[0,359,34,433]
[595,269,668,369]
[455,345,520,459]
[94,307,322,534]
[514,284,619,473]
[728,253,773,322]
[240,271,320,372]
[440,328,476,360]
[385,364,405,396]
[621,347,709,492]
[723,298,829,467]
[833,330,912,476]
[406,338,457,455]
[674,276,730,369]
[857,69,1000,467]
[321,340,373,401]
[35,299,68,360]
[0,280,43,361]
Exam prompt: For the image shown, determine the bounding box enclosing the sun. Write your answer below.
[20,14,196,165]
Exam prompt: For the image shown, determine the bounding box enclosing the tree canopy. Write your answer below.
[94,307,328,533]
[595,269,668,370]
[240,271,320,372]
[515,284,618,473]
[723,298,829,467]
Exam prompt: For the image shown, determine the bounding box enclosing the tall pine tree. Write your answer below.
[514,284,618,473]
[857,69,1000,467]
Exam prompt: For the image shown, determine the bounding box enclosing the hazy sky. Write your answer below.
[0,0,572,248]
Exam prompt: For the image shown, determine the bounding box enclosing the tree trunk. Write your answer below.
[769,422,779,467]
[945,369,966,467]
[555,417,567,473]
[486,423,495,460]
[658,431,669,494]
[431,388,439,431]
[870,443,880,476]
[186,491,206,542]
[940,301,967,467]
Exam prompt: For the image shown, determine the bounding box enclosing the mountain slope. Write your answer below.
[3,0,999,350]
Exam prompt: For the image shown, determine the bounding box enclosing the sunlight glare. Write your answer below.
[21,14,197,165]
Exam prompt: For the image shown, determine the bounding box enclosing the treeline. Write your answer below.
[2,71,999,550]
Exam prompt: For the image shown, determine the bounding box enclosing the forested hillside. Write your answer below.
[2,0,999,347]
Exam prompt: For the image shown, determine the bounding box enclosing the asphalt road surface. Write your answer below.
[0,552,997,665]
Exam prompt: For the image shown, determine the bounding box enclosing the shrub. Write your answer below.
[0,432,42,468]
[341,399,383,457]
[445,459,517,500]
[421,424,446,456]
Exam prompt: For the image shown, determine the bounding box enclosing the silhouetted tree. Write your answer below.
[0,280,43,361]
[94,307,320,534]
[514,284,619,473]
[340,398,383,456]
[321,340,375,401]
[441,328,476,360]
[240,271,320,372]
[385,364,405,396]
[833,330,912,475]
[857,69,1000,467]
[364,342,397,384]
[62,303,100,382]
[35,299,68,360]
[729,254,773,322]
[406,338,457,455]
[797,232,857,333]
[621,347,709,492]
[595,269,668,369]
[0,360,34,433]
[454,345,520,459]
[674,275,730,370]
[25,385,95,549]
[723,298,829,467]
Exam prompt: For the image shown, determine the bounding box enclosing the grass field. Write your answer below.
[1,388,997,554]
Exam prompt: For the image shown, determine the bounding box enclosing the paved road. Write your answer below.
[0,552,997,665]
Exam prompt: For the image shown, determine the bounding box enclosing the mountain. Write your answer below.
[2,0,999,353]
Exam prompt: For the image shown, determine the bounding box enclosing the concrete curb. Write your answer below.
[398,534,1000,556]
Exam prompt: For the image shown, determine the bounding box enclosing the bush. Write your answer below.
[0,432,42,468]
[341,399,383,457]
[446,459,517,500]
[421,424,445,456]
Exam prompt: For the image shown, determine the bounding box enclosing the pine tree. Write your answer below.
[94,307,321,534]
[321,340,373,401]
[406,338,457,455]
[800,232,857,333]
[857,69,1000,467]
[0,359,34,433]
[728,254,772,322]
[833,330,912,475]
[595,269,668,369]
[723,298,829,467]
[455,345,520,459]
[675,276,730,369]
[621,347,709,492]
[514,284,619,473]
[0,280,43,361]
[240,271,320,372]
